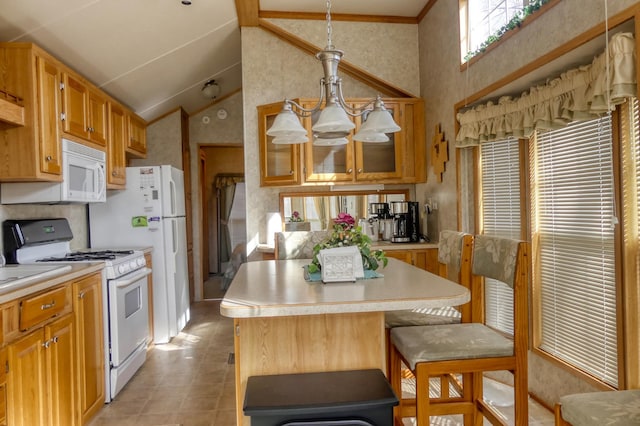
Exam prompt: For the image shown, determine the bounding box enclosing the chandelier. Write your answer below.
[266,0,401,146]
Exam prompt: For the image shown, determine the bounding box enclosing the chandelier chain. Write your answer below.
[326,0,333,49]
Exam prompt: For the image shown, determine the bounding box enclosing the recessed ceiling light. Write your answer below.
[181,0,191,5]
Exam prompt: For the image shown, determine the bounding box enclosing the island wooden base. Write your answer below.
[233,311,386,426]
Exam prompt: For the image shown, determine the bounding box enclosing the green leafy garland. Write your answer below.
[307,223,388,274]
[464,0,551,61]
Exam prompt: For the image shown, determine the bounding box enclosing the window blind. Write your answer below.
[532,116,618,387]
[480,137,522,335]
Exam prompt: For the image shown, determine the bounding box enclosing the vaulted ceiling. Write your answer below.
[0,0,434,122]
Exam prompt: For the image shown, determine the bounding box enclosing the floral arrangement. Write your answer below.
[289,211,304,222]
[307,213,387,274]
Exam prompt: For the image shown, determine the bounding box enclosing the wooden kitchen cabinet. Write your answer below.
[62,72,108,147]
[258,101,302,186]
[6,313,76,426]
[72,272,104,426]
[126,112,147,157]
[384,247,438,274]
[0,44,63,181]
[37,56,63,176]
[303,98,425,184]
[258,97,425,187]
[107,102,127,188]
[0,348,7,426]
[0,42,141,182]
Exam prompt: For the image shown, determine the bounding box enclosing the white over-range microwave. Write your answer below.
[1,138,107,204]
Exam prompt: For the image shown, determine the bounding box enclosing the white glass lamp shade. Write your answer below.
[352,130,389,142]
[313,136,348,146]
[272,134,309,144]
[312,104,355,133]
[267,109,308,137]
[359,108,401,134]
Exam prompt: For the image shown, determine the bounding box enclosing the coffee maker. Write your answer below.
[390,201,420,243]
[363,202,389,242]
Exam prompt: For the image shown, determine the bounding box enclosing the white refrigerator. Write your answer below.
[89,165,190,344]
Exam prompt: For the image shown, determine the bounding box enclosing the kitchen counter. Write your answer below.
[221,258,468,426]
[0,262,104,304]
[221,258,466,318]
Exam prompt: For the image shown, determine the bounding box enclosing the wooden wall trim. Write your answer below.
[258,19,416,98]
[259,10,417,25]
[235,0,259,27]
[417,0,439,23]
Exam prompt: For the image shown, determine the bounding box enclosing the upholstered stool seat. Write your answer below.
[391,323,513,369]
[557,389,640,425]
[384,306,461,328]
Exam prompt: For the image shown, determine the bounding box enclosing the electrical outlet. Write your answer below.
[432,200,438,210]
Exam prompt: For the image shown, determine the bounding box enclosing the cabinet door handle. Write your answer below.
[41,301,56,310]
[42,340,50,349]
[347,168,353,174]
[51,336,59,344]
[357,168,363,173]
[289,170,294,175]
[78,291,85,299]
[45,155,53,162]
[112,171,117,176]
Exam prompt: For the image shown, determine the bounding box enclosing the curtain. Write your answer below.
[215,175,244,264]
[456,32,637,146]
[313,197,330,230]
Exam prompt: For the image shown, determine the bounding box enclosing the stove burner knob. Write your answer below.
[129,260,137,270]
[137,258,146,267]
[118,264,127,275]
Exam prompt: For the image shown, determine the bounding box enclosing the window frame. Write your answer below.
[472,106,635,389]
[458,0,561,66]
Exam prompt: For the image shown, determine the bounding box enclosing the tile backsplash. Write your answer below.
[0,203,89,254]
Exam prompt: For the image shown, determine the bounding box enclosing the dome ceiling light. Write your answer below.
[202,79,220,100]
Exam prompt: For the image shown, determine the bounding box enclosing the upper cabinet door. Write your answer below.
[62,72,108,147]
[354,101,403,181]
[62,72,89,140]
[87,90,108,147]
[302,101,355,183]
[36,56,62,176]
[258,101,301,186]
[126,113,147,157]
[107,102,127,188]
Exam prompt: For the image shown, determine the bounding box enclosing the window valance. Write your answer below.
[456,32,637,147]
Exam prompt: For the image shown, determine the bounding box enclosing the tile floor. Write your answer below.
[88,275,554,426]
[87,299,236,426]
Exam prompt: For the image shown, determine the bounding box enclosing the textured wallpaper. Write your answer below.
[242,20,420,255]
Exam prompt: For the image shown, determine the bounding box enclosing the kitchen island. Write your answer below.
[221,258,470,426]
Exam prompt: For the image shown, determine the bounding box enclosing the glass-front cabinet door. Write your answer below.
[303,101,355,183]
[258,101,302,186]
[354,100,403,181]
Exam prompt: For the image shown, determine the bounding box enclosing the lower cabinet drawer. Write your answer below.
[19,286,70,331]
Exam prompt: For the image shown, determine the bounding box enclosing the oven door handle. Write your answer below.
[113,268,152,289]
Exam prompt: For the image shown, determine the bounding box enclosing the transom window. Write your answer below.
[459,0,553,62]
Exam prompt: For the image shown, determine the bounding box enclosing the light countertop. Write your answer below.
[220,258,469,318]
[0,262,104,304]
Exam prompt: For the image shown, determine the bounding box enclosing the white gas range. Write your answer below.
[3,218,151,403]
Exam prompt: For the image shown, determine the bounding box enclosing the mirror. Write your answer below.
[279,190,410,231]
